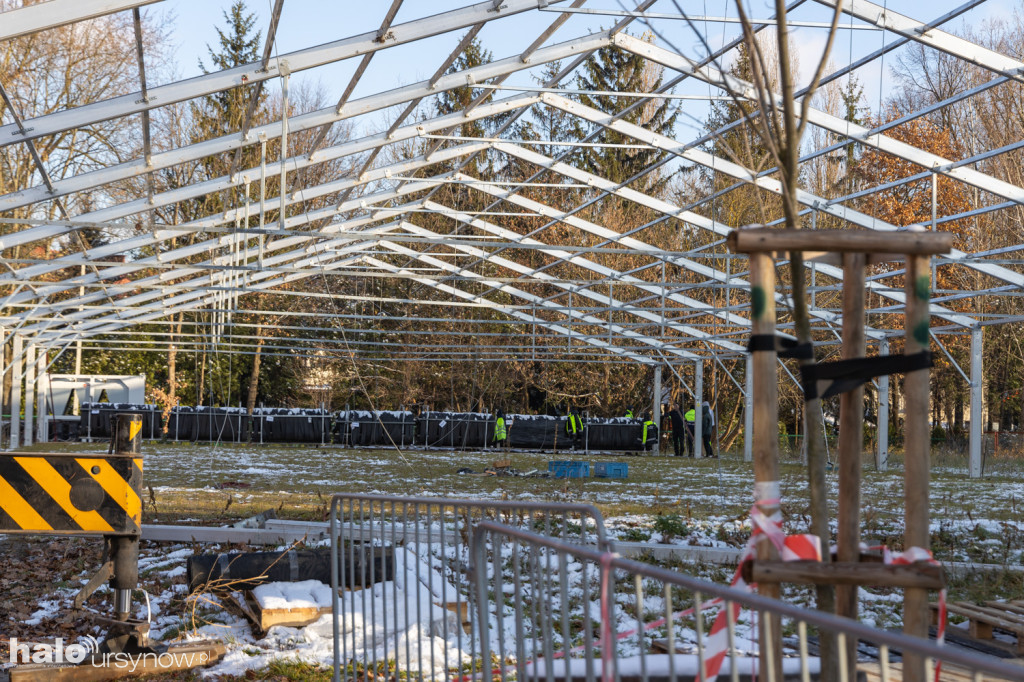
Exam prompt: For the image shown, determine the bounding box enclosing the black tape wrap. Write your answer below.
[746,334,814,360]
[800,351,932,401]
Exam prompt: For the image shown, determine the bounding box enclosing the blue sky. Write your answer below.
[154,0,1018,139]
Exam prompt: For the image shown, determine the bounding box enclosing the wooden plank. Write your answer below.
[858,660,1011,682]
[984,601,1024,618]
[10,642,226,681]
[837,252,867,682]
[746,560,945,589]
[247,590,330,631]
[728,227,954,255]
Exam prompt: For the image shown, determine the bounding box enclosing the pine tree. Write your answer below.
[195,1,264,140]
[575,37,677,196]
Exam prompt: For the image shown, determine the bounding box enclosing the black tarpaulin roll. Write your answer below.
[416,412,491,448]
[585,418,643,450]
[186,546,394,593]
[506,414,560,450]
[342,411,415,447]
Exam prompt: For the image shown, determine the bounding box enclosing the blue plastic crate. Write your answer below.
[594,462,628,479]
[548,460,590,478]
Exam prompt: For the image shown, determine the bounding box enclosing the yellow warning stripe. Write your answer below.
[14,457,113,532]
[0,475,52,531]
[129,420,142,442]
[133,458,143,472]
[77,458,141,526]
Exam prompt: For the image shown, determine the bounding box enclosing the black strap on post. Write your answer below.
[746,334,814,360]
[800,351,932,401]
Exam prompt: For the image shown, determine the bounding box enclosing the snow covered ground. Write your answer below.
[4,441,1022,677]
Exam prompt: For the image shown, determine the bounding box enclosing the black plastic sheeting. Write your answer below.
[329,411,653,451]
[75,404,654,450]
[80,403,161,439]
[186,546,394,593]
[418,412,492,448]
[334,410,416,447]
[79,404,330,443]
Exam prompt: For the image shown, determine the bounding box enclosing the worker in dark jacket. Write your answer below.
[667,403,686,457]
[624,407,634,420]
[493,409,507,449]
[565,409,584,450]
[701,401,716,458]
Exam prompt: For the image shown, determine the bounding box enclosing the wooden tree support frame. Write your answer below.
[728,228,953,682]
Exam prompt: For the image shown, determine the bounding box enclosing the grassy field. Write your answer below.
[23,438,1024,558]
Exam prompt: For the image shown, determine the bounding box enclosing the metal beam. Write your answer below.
[0,0,161,42]
[0,0,567,146]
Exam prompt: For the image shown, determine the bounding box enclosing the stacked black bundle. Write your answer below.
[340,410,415,447]
[505,414,561,450]
[417,412,492,448]
[80,403,160,439]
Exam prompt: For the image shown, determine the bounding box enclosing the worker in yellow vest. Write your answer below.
[684,406,696,457]
[565,409,584,450]
[641,413,657,451]
[493,409,507,449]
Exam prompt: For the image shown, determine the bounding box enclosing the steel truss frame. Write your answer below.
[1,0,1022,468]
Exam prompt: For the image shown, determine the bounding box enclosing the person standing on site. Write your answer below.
[493,408,507,449]
[701,401,716,458]
[565,408,584,450]
[667,403,686,457]
[624,406,634,420]
[640,413,657,452]
[684,405,696,457]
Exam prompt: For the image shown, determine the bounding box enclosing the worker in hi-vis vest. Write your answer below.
[565,409,584,450]
[493,409,507,448]
[684,406,696,457]
[641,413,657,451]
[624,407,634,419]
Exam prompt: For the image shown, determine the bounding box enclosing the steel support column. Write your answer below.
[744,353,753,463]
[694,359,703,459]
[9,335,21,450]
[969,326,984,478]
[652,365,661,455]
[877,337,890,471]
[23,344,35,448]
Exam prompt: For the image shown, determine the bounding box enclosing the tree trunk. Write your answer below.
[245,325,265,442]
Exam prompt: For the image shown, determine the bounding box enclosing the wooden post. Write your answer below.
[836,253,866,678]
[748,251,782,679]
[903,253,932,682]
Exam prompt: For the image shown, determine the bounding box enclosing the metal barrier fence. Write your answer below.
[328,494,612,682]
[471,521,1024,682]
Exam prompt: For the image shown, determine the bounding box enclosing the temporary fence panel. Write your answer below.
[328,493,612,682]
[471,521,1024,682]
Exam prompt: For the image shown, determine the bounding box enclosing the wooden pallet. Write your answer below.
[931,600,1024,655]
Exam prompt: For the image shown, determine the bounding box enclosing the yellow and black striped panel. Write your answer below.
[0,453,142,535]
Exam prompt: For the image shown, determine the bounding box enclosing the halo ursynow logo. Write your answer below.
[8,635,100,664]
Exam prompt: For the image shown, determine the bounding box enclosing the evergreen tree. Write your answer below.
[695,43,777,229]
[194,1,264,141]
[575,37,677,196]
